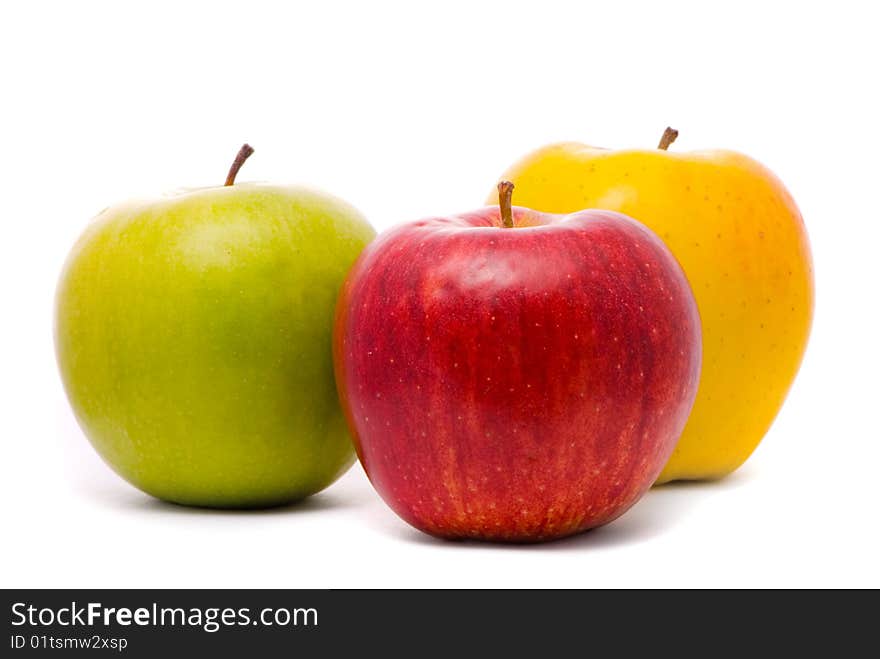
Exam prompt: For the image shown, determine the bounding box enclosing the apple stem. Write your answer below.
[657,127,679,150]
[225,144,255,186]
[497,181,515,228]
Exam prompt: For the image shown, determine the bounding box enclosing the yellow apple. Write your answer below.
[490,129,813,483]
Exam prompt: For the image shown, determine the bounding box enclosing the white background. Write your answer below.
[2,1,878,588]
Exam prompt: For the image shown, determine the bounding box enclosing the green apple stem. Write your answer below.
[497,181,515,228]
[658,127,679,150]
[225,144,255,186]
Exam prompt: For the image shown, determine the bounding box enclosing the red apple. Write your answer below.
[334,183,701,542]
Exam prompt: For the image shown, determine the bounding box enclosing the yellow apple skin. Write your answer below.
[492,143,813,483]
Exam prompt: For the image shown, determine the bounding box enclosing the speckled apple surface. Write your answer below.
[334,206,701,541]
[494,140,813,483]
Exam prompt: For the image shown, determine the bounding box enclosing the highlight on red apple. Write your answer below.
[333,181,702,542]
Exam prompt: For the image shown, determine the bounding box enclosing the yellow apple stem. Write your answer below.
[497,181,515,228]
[225,144,255,186]
[658,127,679,150]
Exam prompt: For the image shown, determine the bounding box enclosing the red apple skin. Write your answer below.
[334,206,701,542]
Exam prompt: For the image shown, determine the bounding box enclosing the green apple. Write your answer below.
[55,145,375,507]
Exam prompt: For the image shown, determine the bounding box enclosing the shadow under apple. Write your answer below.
[81,484,361,518]
[374,470,753,550]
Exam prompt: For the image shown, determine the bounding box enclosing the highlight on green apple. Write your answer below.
[55,145,376,508]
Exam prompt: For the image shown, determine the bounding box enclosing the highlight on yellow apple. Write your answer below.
[490,128,813,483]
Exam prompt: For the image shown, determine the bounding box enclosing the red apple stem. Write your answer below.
[657,127,679,150]
[225,144,255,186]
[497,181,515,228]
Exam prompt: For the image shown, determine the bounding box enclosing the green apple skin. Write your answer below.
[55,183,375,507]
